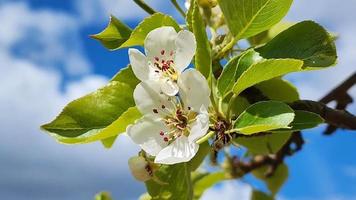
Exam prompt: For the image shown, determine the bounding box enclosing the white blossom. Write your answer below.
[128,26,196,96]
[127,69,210,165]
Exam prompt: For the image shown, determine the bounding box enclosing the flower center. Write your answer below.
[151,96,197,144]
[152,49,178,81]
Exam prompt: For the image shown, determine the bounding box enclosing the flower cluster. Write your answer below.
[127,27,211,165]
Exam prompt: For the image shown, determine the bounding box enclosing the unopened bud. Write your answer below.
[198,0,218,8]
[128,156,153,182]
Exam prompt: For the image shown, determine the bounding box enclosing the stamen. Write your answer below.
[155,57,159,61]
[161,105,166,109]
[159,131,164,136]
[161,50,165,55]
[153,109,158,114]
[163,137,169,142]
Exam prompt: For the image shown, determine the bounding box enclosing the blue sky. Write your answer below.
[0,0,355,200]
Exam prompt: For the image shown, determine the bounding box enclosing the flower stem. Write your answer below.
[170,0,186,18]
[133,0,156,15]
[196,131,215,144]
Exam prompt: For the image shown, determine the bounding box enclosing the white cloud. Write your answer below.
[201,181,252,200]
[0,1,143,199]
[0,2,91,76]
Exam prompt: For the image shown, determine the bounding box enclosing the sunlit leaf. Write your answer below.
[255,78,299,103]
[257,21,337,69]
[234,101,295,135]
[218,0,293,39]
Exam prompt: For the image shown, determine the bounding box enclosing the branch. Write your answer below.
[290,100,356,130]
[133,0,156,15]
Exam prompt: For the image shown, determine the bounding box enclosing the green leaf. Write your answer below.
[251,190,274,200]
[121,13,181,48]
[145,163,193,200]
[110,65,140,86]
[192,172,226,200]
[94,192,113,200]
[235,131,291,155]
[228,96,251,118]
[273,110,324,132]
[234,101,295,135]
[41,81,135,137]
[191,0,212,78]
[255,78,299,103]
[257,21,337,69]
[248,21,294,46]
[232,59,303,96]
[252,163,289,195]
[91,15,132,50]
[48,107,141,145]
[189,141,211,171]
[218,0,293,39]
[218,49,262,97]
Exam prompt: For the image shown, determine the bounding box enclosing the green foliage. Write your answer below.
[190,0,212,79]
[232,59,304,95]
[251,190,274,200]
[188,142,211,171]
[94,192,113,200]
[218,0,293,39]
[274,110,324,132]
[218,49,262,97]
[248,21,294,46]
[192,172,226,200]
[252,163,289,195]
[120,13,180,48]
[92,13,180,50]
[255,78,299,103]
[235,131,292,155]
[233,101,295,135]
[91,15,132,50]
[257,21,337,68]
[41,66,140,145]
[145,164,193,200]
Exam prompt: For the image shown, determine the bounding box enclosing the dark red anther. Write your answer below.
[160,131,164,136]
[164,137,169,142]
[161,105,166,109]
[153,109,158,114]
[161,50,165,55]
[155,57,159,61]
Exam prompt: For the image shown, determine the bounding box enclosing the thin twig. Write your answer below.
[133,0,156,15]
[170,0,186,18]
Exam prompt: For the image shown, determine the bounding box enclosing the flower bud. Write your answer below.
[198,0,218,8]
[128,156,153,182]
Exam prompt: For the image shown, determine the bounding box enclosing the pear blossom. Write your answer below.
[128,26,196,96]
[128,156,153,181]
[127,69,210,165]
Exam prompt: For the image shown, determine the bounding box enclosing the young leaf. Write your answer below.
[257,21,337,69]
[191,0,212,78]
[91,15,132,50]
[232,59,303,96]
[218,0,293,39]
[251,190,274,200]
[255,78,299,103]
[120,13,181,48]
[41,66,140,145]
[192,172,226,200]
[145,163,193,200]
[41,81,135,137]
[234,101,295,135]
[248,21,294,46]
[49,107,141,145]
[252,163,289,195]
[217,49,262,97]
[235,131,292,155]
[273,110,324,132]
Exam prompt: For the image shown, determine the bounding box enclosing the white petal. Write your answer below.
[128,156,152,181]
[128,48,154,82]
[144,26,178,62]
[174,30,196,72]
[178,69,210,112]
[160,79,179,96]
[134,81,174,117]
[154,136,199,165]
[188,106,210,143]
[127,117,169,156]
